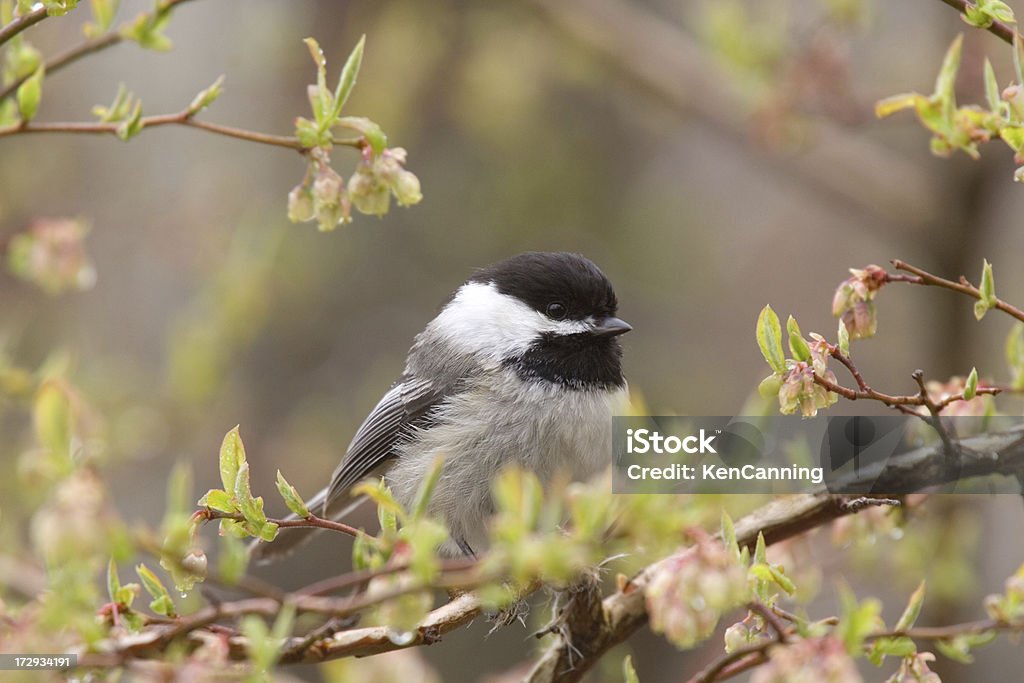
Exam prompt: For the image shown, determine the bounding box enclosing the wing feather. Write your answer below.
[323,376,447,511]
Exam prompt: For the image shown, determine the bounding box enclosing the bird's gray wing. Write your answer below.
[250,374,449,563]
[323,375,448,512]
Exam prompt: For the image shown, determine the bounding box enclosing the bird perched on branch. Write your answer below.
[251,252,630,560]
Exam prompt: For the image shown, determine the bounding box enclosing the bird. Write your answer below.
[251,251,631,560]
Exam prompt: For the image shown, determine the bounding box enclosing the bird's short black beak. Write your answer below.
[591,316,632,337]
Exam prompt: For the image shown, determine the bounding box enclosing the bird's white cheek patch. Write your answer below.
[431,282,591,363]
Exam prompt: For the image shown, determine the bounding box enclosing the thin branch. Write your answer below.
[0,0,197,104]
[892,259,1024,324]
[0,110,365,151]
[937,0,1020,45]
[195,508,363,538]
[0,6,47,48]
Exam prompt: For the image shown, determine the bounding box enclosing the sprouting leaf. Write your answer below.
[984,59,1002,113]
[875,92,922,118]
[276,470,309,518]
[786,316,811,362]
[197,488,235,513]
[136,563,176,617]
[332,34,365,119]
[33,379,71,461]
[115,100,143,141]
[187,75,224,115]
[336,115,387,154]
[935,34,964,123]
[756,305,786,374]
[837,319,850,356]
[721,510,739,558]
[16,66,43,122]
[895,580,927,631]
[623,654,640,683]
[964,368,978,400]
[303,37,333,126]
[219,425,245,493]
[975,259,996,320]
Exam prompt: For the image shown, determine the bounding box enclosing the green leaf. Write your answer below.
[332,34,365,119]
[294,116,322,148]
[234,461,267,528]
[875,92,921,118]
[837,319,850,356]
[197,488,235,513]
[980,259,996,303]
[1016,34,1024,86]
[756,305,786,374]
[85,0,118,36]
[136,563,176,617]
[768,565,795,595]
[895,580,926,631]
[623,654,640,683]
[276,470,309,518]
[753,531,767,564]
[115,100,143,141]
[219,425,245,493]
[16,66,43,122]
[837,585,882,655]
[758,374,782,398]
[786,316,811,362]
[107,558,121,603]
[867,636,917,665]
[303,37,333,126]
[964,367,978,400]
[336,115,387,154]
[935,35,964,123]
[984,59,1002,113]
[721,511,739,558]
[187,75,224,115]
[975,259,996,320]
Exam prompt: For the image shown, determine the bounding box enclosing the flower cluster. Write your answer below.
[6,218,97,295]
[886,652,942,683]
[289,147,422,231]
[778,335,839,417]
[751,636,862,683]
[646,534,748,649]
[832,265,887,339]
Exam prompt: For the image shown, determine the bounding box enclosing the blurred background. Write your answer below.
[2,0,1024,680]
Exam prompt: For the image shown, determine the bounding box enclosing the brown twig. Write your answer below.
[937,0,1020,45]
[0,0,197,104]
[195,508,363,538]
[0,110,363,151]
[891,259,1024,324]
[0,6,47,48]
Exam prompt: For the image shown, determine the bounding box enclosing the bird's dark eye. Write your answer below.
[546,302,567,320]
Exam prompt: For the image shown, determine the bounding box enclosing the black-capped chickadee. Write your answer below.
[252,252,630,560]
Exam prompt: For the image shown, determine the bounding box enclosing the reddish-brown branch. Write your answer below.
[937,0,1020,45]
[195,508,362,539]
[0,0,197,104]
[892,259,1024,324]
